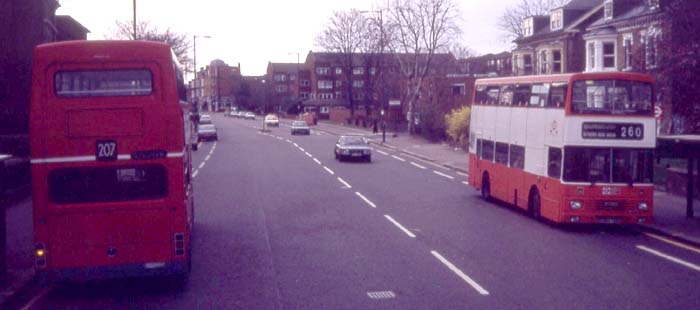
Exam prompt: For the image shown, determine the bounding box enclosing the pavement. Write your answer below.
[310,119,700,247]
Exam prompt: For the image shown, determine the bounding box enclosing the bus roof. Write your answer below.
[34,40,173,63]
[475,72,654,86]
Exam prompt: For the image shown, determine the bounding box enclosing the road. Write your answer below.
[13,113,700,309]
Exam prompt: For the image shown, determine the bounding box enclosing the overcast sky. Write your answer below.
[56,0,519,77]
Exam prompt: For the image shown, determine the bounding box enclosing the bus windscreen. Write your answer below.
[55,69,153,98]
[571,80,652,115]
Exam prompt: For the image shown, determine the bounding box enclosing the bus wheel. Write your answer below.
[529,188,541,219]
[481,173,491,201]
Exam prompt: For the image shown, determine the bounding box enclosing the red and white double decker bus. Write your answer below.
[30,40,196,281]
[468,72,655,224]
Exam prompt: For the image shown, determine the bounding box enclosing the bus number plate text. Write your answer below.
[582,122,643,140]
[96,140,117,161]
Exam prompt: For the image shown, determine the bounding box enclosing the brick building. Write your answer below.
[266,62,310,114]
[189,60,241,112]
[457,52,513,77]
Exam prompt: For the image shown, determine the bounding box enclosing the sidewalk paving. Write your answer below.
[313,120,700,247]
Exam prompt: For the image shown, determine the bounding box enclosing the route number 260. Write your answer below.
[620,125,643,139]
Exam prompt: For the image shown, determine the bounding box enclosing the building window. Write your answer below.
[335,80,342,87]
[552,50,562,73]
[353,67,365,75]
[290,74,296,81]
[319,93,333,100]
[523,55,533,75]
[550,9,563,30]
[318,80,333,89]
[320,106,330,113]
[300,92,310,99]
[524,18,534,37]
[275,85,288,93]
[369,67,377,75]
[646,28,661,69]
[452,84,465,96]
[352,80,364,88]
[604,0,613,19]
[539,50,548,74]
[603,42,615,68]
[301,80,311,87]
[588,42,596,70]
[335,91,343,99]
[335,67,342,75]
[623,35,633,70]
[316,67,330,75]
[274,74,286,82]
[353,93,365,100]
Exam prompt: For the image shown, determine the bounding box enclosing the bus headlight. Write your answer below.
[570,201,582,210]
[638,202,649,211]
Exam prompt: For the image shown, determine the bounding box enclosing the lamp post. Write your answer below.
[132,0,137,39]
[360,9,385,143]
[193,35,211,111]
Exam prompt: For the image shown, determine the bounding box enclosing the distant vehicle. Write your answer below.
[29,40,194,283]
[469,72,655,224]
[244,112,256,120]
[197,124,218,141]
[199,114,212,124]
[335,135,371,162]
[290,120,310,135]
[264,114,280,127]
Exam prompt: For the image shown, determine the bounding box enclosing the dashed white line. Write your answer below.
[205,155,211,161]
[192,170,199,178]
[392,155,406,162]
[456,172,469,177]
[355,192,377,208]
[431,251,489,295]
[324,166,335,175]
[198,162,205,169]
[276,136,284,140]
[384,215,416,238]
[337,177,352,188]
[286,139,292,143]
[305,152,313,157]
[462,181,470,185]
[293,143,299,147]
[410,162,427,169]
[313,158,322,165]
[637,245,700,272]
[377,150,389,156]
[299,147,306,152]
[433,170,455,180]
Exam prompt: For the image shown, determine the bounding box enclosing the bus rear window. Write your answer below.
[55,69,153,98]
[49,166,167,204]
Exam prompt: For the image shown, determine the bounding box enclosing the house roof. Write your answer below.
[268,62,305,73]
[515,0,605,44]
[564,0,605,10]
[588,3,658,29]
[55,15,90,33]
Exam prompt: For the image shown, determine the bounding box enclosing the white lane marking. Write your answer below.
[337,177,352,188]
[456,171,468,177]
[293,143,299,147]
[324,166,335,175]
[316,133,322,136]
[205,155,211,161]
[286,139,292,143]
[410,162,427,169]
[20,287,53,310]
[355,192,377,208]
[277,136,284,140]
[313,158,322,165]
[192,170,199,178]
[644,233,700,254]
[637,245,700,272]
[198,162,205,169]
[431,251,490,295]
[391,155,406,162]
[462,181,470,186]
[367,291,396,299]
[299,147,306,152]
[433,170,455,180]
[305,152,313,158]
[384,215,416,238]
[377,150,389,156]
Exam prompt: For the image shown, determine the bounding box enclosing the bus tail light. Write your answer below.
[570,216,581,223]
[35,243,47,268]
[174,233,185,256]
[638,202,649,211]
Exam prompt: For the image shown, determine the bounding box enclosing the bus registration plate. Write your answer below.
[96,140,117,161]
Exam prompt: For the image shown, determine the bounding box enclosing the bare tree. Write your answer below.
[316,10,373,117]
[110,21,192,75]
[385,0,461,134]
[498,0,569,42]
[447,42,476,59]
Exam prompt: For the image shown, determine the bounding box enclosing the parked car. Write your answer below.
[334,135,371,162]
[197,123,218,141]
[199,114,212,124]
[264,114,280,127]
[291,120,311,135]
[244,112,256,120]
[227,110,237,117]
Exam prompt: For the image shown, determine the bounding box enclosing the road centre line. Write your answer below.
[355,192,377,208]
[324,166,335,175]
[192,170,199,178]
[637,245,700,272]
[198,162,205,169]
[20,286,52,310]
[205,155,211,161]
[305,152,313,157]
[411,162,427,169]
[392,155,406,162]
[299,147,305,152]
[644,233,700,254]
[376,150,389,156]
[431,251,490,295]
[456,171,468,177]
[433,170,455,180]
[286,139,292,143]
[313,158,322,165]
[384,215,416,238]
[337,177,352,188]
[462,181,470,185]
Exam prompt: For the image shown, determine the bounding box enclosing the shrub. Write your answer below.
[417,109,447,142]
[445,106,471,148]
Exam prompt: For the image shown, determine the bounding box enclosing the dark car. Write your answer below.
[334,135,371,162]
[291,120,311,135]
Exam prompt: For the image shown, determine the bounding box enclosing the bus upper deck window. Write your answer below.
[55,69,153,98]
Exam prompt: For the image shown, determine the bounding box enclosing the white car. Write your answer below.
[244,112,256,120]
[199,114,212,124]
[264,114,280,127]
[197,123,218,141]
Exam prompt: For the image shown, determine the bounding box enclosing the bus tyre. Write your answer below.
[481,173,491,201]
[529,188,541,220]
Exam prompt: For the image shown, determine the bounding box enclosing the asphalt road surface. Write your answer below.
[13,114,700,309]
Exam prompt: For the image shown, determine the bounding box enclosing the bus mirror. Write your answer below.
[192,143,198,151]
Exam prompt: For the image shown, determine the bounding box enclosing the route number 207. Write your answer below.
[620,125,643,139]
[96,140,117,161]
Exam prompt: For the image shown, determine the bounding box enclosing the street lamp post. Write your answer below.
[132,0,137,39]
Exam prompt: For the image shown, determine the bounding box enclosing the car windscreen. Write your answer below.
[55,69,153,98]
[292,121,307,126]
[339,137,365,145]
[199,124,216,130]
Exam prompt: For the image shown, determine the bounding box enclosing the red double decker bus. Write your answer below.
[468,72,655,224]
[30,40,195,281]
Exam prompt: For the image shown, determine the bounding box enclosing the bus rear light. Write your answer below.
[174,233,185,256]
[35,243,47,267]
[638,202,649,211]
[570,216,581,223]
[638,217,647,223]
[570,201,582,210]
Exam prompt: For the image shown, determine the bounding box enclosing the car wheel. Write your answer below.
[481,173,491,201]
[529,188,542,220]
[366,155,372,163]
